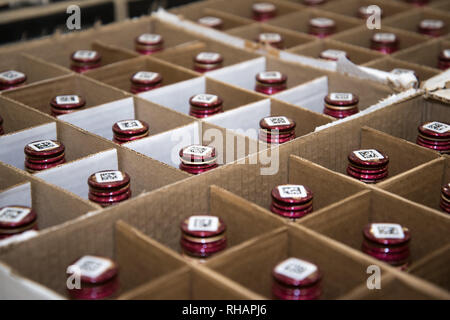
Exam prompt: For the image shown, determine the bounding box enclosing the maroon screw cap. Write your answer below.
[0,206,37,229]
[255,71,287,95]
[370,33,399,54]
[418,19,446,37]
[438,49,450,70]
[308,17,336,38]
[193,52,224,73]
[130,71,163,93]
[189,93,223,118]
[252,2,277,21]
[179,145,218,175]
[88,170,130,190]
[259,116,295,132]
[24,140,65,160]
[135,33,164,55]
[417,121,450,154]
[197,16,224,29]
[324,92,359,119]
[50,95,86,116]
[70,50,101,73]
[441,182,450,214]
[258,33,284,49]
[348,149,389,168]
[0,70,26,91]
[363,223,410,246]
[271,184,313,205]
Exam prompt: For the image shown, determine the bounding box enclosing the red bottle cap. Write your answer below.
[273,257,321,287]
[258,33,284,48]
[256,71,287,85]
[418,121,450,140]
[179,145,217,163]
[325,92,359,108]
[259,116,295,132]
[197,16,223,29]
[371,33,399,54]
[113,119,149,136]
[418,19,445,37]
[24,140,65,158]
[0,70,27,87]
[348,149,389,168]
[67,255,118,284]
[363,223,410,246]
[189,94,223,109]
[194,52,224,66]
[271,184,313,205]
[50,95,86,110]
[252,2,277,21]
[442,182,450,198]
[309,17,336,38]
[88,170,130,190]
[0,206,37,229]
[130,71,162,86]
[180,215,226,238]
[319,49,348,61]
[136,33,163,46]
[439,49,450,62]
[71,50,101,63]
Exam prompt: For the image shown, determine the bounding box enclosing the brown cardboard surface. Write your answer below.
[151,40,261,72]
[378,157,450,213]
[322,0,412,20]
[84,55,200,93]
[287,38,385,65]
[227,23,317,50]
[392,38,450,71]
[298,189,450,271]
[267,8,362,37]
[0,96,53,136]
[363,57,441,81]
[2,74,130,117]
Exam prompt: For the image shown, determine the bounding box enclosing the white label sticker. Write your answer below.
[422,121,450,134]
[0,70,25,82]
[259,33,282,42]
[191,94,218,104]
[275,258,317,281]
[258,71,282,81]
[198,16,222,26]
[264,116,290,127]
[443,49,450,59]
[253,2,276,12]
[353,149,384,161]
[390,68,415,76]
[420,19,444,29]
[28,140,59,152]
[330,93,353,102]
[95,171,124,183]
[116,120,144,131]
[132,71,159,82]
[310,17,335,28]
[73,50,98,60]
[277,185,307,199]
[371,223,405,239]
[138,33,162,44]
[320,49,347,60]
[0,207,31,223]
[183,145,213,157]
[187,215,219,232]
[196,52,221,62]
[55,95,80,105]
[68,256,113,279]
[373,33,396,42]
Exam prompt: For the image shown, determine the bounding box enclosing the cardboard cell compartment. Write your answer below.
[331,25,431,55]
[378,157,450,214]
[0,53,70,91]
[226,23,317,50]
[287,38,385,65]
[321,0,412,20]
[298,189,450,277]
[383,7,450,38]
[205,225,393,299]
[2,74,131,118]
[391,38,450,71]
[267,9,362,38]
[0,97,53,136]
[0,220,188,299]
[151,40,261,73]
[58,96,194,142]
[363,57,441,82]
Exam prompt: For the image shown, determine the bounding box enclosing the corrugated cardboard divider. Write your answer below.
[84,55,200,93]
[0,182,31,208]
[298,189,450,278]
[2,74,131,117]
[286,38,384,65]
[378,157,450,213]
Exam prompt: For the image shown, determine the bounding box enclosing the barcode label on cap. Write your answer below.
[117,120,144,131]
[310,17,335,27]
[259,33,282,42]
[198,16,222,26]
[353,149,384,161]
[73,50,98,60]
[0,207,31,223]
[420,19,444,29]
[68,256,112,279]
[278,185,307,199]
[275,258,317,281]
[138,33,161,44]
[28,140,59,152]
[253,2,276,12]
[259,71,282,81]
[55,95,80,105]
[188,216,219,232]
[95,171,124,183]
[265,116,290,127]
[443,49,450,59]
[0,70,25,82]
[371,223,405,239]
[320,49,346,60]
[196,52,221,62]
[330,93,353,102]
[423,121,449,134]
[373,33,396,42]
[133,71,159,82]
[192,94,218,104]
[183,145,213,157]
